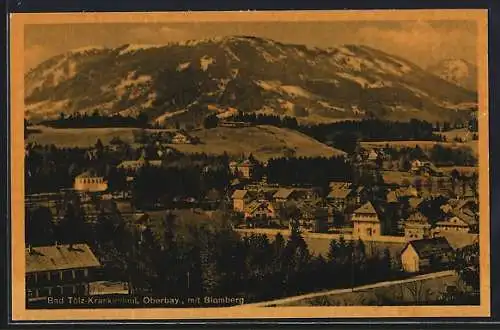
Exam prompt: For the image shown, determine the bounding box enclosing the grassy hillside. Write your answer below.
[26,126,146,147]
[170,125,346,161]
[25,125,345,161]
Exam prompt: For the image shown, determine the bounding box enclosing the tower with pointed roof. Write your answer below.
[351,201,381,239]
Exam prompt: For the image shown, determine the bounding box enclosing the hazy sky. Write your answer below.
[24,20,477,71]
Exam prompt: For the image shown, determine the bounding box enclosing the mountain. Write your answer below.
[427,59,477,92]
[25,36,477,126]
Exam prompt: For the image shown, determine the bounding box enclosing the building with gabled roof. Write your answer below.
[231,189,251,212]
[273,188,295,203]
[244,200,276,221]
[26,243,101,301]
[229,157,258,179]
[400,237,453,272]
[404,211,431,241]
[351,201,381,239]
[117,151,162,172]
[435,212,476,234]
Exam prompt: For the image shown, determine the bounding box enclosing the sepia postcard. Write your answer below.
[9,9,490,321]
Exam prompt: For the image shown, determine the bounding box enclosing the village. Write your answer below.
[23,119,480,306]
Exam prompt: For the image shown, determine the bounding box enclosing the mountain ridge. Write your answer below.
[25,35,477,126]
[427,58,477,92]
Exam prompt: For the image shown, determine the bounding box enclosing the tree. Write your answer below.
[326,239,339,263]
[56,202,89,247]
[453,242,479,292]
[25,207,55,246]
[203,114,219,129]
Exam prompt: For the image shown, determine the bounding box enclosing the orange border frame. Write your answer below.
[10,9,490,320]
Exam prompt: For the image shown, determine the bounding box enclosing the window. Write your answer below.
[38,287,50,297]
[27,289,34,298]
[62,270,73,281]
[76,284,86,295]
[63,285,74,295]
[26,274,36,286]
[74,269,85,280]
[52,286,63,296]
[50,271,59,282]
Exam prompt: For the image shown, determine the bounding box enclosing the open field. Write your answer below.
[26,126,154,147]
[26,125,345,161]
[438,166,478,175]
[361,140,478,156]
[170,125,346,161]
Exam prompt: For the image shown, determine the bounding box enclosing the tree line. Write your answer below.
[265,156,353,191]
[25,204,399,303]
[40,111,151,129]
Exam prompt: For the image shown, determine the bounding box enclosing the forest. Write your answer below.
[40,111,151,129]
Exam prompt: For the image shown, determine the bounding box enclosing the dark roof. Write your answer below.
[407,237,453,259]
[26,244,101,273]
[353,201,377,215]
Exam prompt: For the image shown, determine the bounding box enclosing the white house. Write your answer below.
[351,201,381,239]
[171,132,191,144]
[400,237,453,273]
[367,149,378,161]
[73,171,108,192]
[435,215,472,233]
[231,189,250,212]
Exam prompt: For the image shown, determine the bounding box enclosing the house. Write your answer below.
[351,201,381,239]
[273,188,296,204]
[367,149,378,161]
[73,171,108,192]
[326,181,355,210]
[218,121,252,128]
[117,159,162,171]
[410,160,443,176]
[244,200,276,221]
[410,159,425,172]
[232,189,250,212]
[171,132,191,144]
[230,159,256,179]
[404,212,431,241]
[400,237,453,273]
[117,151,162,171]
[25,243,101,302]
[435,213,475,233]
